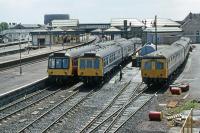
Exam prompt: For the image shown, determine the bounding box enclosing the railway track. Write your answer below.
[78,81,146,133]
[103,90,155,133]
[0,82,83,132]
[18,89,93,133]
[0,86,57,120]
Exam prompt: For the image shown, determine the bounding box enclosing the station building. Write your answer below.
[143,19,182,44]
[181,13,200,43]
[1,24,43,42]
[44,14,70,25]
[30,19,88,46]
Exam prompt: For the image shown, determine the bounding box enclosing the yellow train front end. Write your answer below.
[78,56,104,84]
[47,53,74,84]
[48,58,73,76]
[141,58,168,85]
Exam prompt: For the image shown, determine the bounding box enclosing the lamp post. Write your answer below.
[48,24,52,50]
[19,32,22,75]
[154,15,158,51]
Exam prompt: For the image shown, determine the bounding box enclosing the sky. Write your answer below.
[0,0,199,24]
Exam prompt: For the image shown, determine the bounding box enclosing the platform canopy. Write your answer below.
[52,19,79,28]
[104,27,122,34]
[111,18,144,27]
[144,18,181,28]
[91,28,102,33]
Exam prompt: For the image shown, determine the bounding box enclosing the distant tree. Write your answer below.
[0,22,8,31]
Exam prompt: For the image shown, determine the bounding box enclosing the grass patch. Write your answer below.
[169,100,200,114]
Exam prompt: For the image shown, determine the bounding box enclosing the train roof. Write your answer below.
[65,40,117,57]
[83,45,121,58]
[65,44,97,57]
[143,46,180,59]
[143,37,190,59]
[129,37,142,43]
[82,40,134,58]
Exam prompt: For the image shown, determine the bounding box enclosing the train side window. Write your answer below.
[80,59,85,69]
[156,62,164,70]
[55,59,62,69]
[63,59,69,68]
[106,57,109,65]
[94,58,99,69]
[144,62,152,70]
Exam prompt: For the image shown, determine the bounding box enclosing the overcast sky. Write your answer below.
[0,0,199,24]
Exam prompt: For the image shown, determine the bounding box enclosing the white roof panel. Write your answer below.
[52,19,79,27]
[144,18,180,27]
[111,18,144,27]
[104,27,121,32]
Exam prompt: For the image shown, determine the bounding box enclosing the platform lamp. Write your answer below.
[19,32,22,75]
[48,23,52,50]
[154,15,158,51]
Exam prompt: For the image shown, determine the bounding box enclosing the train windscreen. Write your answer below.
[48,57,69,69]
[80,58,100,69]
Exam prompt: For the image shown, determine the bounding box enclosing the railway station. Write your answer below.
[0,1,200,132]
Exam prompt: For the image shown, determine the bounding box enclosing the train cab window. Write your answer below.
[55,59,62,68]
[144,62,152,70]
[48,58,55,69]
[87,59,93,68]
[80,59,85,69]
[94,59,99,69]
[63,59,69,69]
[156,62,164,70]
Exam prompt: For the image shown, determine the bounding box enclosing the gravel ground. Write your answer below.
[0,88,74,132]
[48,82,127,133]
[117,97,169,133]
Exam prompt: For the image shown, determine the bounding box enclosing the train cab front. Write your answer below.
[141,58,168,86]
[78,53,103,85]
[47,52,72,84]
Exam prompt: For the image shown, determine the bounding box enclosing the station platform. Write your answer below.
[0,41,28,48]
[0,43,29,56]
[0,37,95,66]
[0,59,48,96]
[0,44,68,64]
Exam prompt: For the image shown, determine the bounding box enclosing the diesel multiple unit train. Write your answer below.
[48,40,117,83]
[78,38,141,83]
[141,37,191,86]
[48,38,141,84]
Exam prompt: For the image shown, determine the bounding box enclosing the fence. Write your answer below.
[180,108,193,133]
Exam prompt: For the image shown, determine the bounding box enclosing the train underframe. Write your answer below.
[80,76,104,85]
[143,77,168,87]
[143,65,184,87]
[47,75,78,85]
